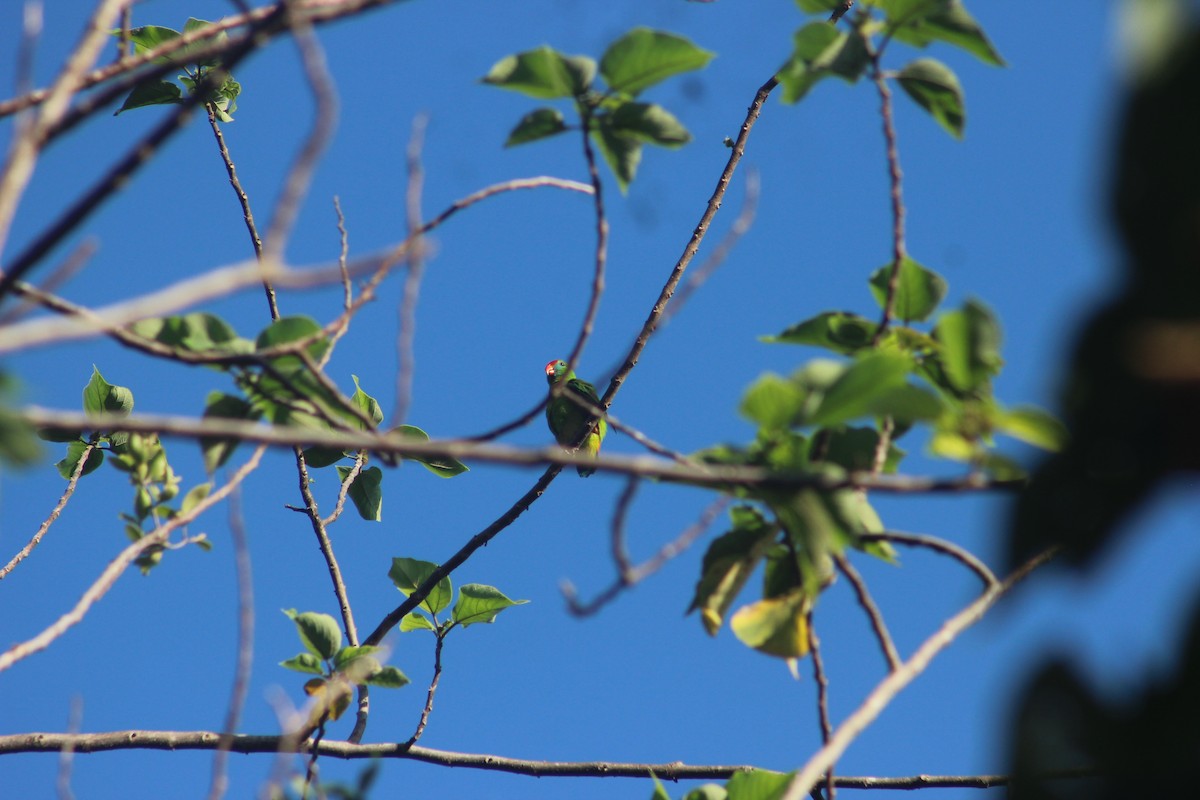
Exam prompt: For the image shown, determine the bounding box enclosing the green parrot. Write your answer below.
[545,359,607,477]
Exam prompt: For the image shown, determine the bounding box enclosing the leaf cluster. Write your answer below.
[688,258,1063,661]
[127,312,467,523]
[280,609,409,731]
[38,367,212,573]
[113,19,242,121]
[389,557,528,635]
[785,0,1004,138]
[483,28,714,191]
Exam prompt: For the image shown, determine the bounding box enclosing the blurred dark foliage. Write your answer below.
[1010,29,1200,569]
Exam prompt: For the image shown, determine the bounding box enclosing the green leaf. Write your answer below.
[592,114,642,193]
[808,352,913,426]
[179,482,211,515]
[599,28,714,97]
[730,590,811,659]
[350,376,384,430]
[283,609,342,661]
[866,383,945,422]
[399,612,435,633]
[388,557,453,616]
[336,465,383,522]
[797,0,840,12]
[779,22,868,104]
[37,426,81,443]
[897,58,966,138]
[933,299,1003,393]
[868,257,948,322]
[688,506,777,635]
[0,409,42,467]
[181,18,228,67]
[650,773,674,800]
[883,0,1005,67]
[505,108,568,147]
[762,311,878,354]
[123,25,181,56]
[200,392,260,473]
[254,315,330,361]
[302,445,348,468]
[114,80,182,115]
[681,784,728,800]
[280,653,325,675]
[389,425,469,477]
[83,367,134,418]
[608,102,691,148]
[995,405,1067,451]
[725,768,795,800]
[482,46,595,98]
[818,426,905,473]
[333,644,384,672]
[55,440,103,479]
[740,373,806,432]
[451,584,529,628]
[130,312,247,355]
[365,665,410,689]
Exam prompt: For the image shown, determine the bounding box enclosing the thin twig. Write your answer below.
[860,531,999,588]
[835,554,901,672]
[363,466,562,646]
[0,445,266,674]
[206,105,276,318]
[291,448,369,744]
[660,168,761,329]
[393,114,428,426]
[560,109,609,387]
[867,34,907,346]
[465,396,548,442]
[115,4,132,60]
[599,74,778,408]
[0,177,589,355]
[0,0,129,260]
[0,729,1099,787]
[260,9,338,263]
[322,450,365,527]
[0,239,95,326]
[779,548,1060,800]
[402,631,444,750]
[807,614,834,800]
[563,495,729,617]
[0,442,95,579]
[207,486,256,800]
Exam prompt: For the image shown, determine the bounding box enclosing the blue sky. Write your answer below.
[3,2,1197,798]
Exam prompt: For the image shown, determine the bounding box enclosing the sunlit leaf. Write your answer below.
[451,584,530,628]
[284,609,342,661]
[482,46,595,98]
[599,28,714,96]
[898,58,966,138]
[388,557,453,616]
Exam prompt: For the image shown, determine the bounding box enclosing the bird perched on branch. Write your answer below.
[545,359,607,477]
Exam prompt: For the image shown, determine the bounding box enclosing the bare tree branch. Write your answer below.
[861,531,999,588]
[563,495,728,617]
[0,729,1099,787]
[599,74,778,407]
[15,407,1029,494]
[779,548,1060,800]
[0,445,267,674]
[206,486,256,800]
[835,554,901,672]
[0,443,95,579]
